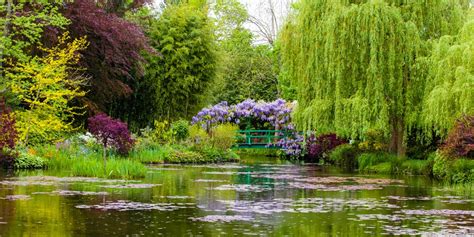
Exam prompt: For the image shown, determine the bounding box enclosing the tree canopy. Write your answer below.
[279,0,471,155]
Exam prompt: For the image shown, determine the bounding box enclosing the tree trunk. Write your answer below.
[389,118,406,157]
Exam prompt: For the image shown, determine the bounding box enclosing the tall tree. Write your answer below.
[136,3,217,121]
[62,0,150,114]
[211,0,278,104]
[279,0,469,156]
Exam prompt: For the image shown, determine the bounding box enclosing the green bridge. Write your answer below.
[235,130,290,148]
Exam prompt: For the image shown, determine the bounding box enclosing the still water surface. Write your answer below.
[0,157,473,237]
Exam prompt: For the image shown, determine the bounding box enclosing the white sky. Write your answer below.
[152,0,294,44]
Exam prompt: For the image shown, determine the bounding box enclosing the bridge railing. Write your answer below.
[235,130,290,148]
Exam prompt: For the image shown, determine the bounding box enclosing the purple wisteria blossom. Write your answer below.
[192,99,303,156]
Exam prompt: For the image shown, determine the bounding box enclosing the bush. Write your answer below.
[305,133,347,161]
[358,129,389,152]
[171,120,189,142]
[328,144,359,169]
[88,114,134,156]
[211,124,238,150]
[189,125,210,148]
[14,151,46,169]
[441,115,473,159]
[0,98,18,168]
[357,152,398,173]
[166,149,204,163]
[400,159,431,175]
[433,151,474,183]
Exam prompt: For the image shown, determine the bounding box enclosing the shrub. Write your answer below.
[358,129,389,152]
[441,115,473,159]
[400,160,431,175]
[305,133,347,161]
[211,124,238,151]
[166,149,204,163]
[433,151,474,183]
[14,151,46,169]
[328,144,359,169]
[357,152,398,173]
[0,98,18,168]
[171,120,189,141]
[88,114,134,156]
[189,124,210,147]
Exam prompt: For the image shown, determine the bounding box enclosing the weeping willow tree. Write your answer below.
[420,19,474,136]
[279,0,470,155]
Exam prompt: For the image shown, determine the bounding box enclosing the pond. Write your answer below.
[0,156,473,236]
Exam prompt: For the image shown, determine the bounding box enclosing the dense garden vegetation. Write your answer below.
[0,0,472,185]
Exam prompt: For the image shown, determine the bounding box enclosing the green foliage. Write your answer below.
[189,124,209,144]
[171,120,190,141]
[0,3,70,66]
[357,129,389,152]
[210,123,238,151]
[14,151,46,169]
[420,20,474,137]
[70,157,147,179]
[135,3,218,121]
[129,147,172,164]
[280,0,470,155]
[433,151,474,183]
[328,144,359,169]
[167,149,204,163]
[357,152,399,173]
[7,33,88,145]
[209,0,278,104]
[400,159,432,175]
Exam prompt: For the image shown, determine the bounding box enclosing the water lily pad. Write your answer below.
[1,195,31,200]
[100,184,161,189]
[190,215,253,223]
[76,200,193,211]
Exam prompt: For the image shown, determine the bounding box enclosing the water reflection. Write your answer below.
[0,157,473,236]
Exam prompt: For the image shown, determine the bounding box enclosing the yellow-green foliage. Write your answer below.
[7,33,88,144]
[210,123,238,150]
[189,124,210,147]
[280,0,470,143]
[421,20,474,137]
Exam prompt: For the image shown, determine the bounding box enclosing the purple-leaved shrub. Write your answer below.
[88,114,134,156]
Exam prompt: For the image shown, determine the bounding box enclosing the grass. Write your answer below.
[31,144,147,179]
[400,159,431,175]
[70,157,147,179]
[130,145,239,164]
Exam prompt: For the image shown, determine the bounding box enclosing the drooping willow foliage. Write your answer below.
[279,0,471,154]
[420,20,474,136]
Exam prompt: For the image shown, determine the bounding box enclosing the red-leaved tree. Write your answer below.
[442,115,474,159]
[63,0,151,113]
[88,114,134,169]
[0,98,18,168]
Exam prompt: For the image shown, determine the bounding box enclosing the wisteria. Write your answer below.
[192,99,294,131]
[192,99,303,156]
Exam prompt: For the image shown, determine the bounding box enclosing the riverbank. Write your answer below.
[12,144,239,179]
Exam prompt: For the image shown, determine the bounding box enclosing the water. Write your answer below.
[0,157,473,237]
